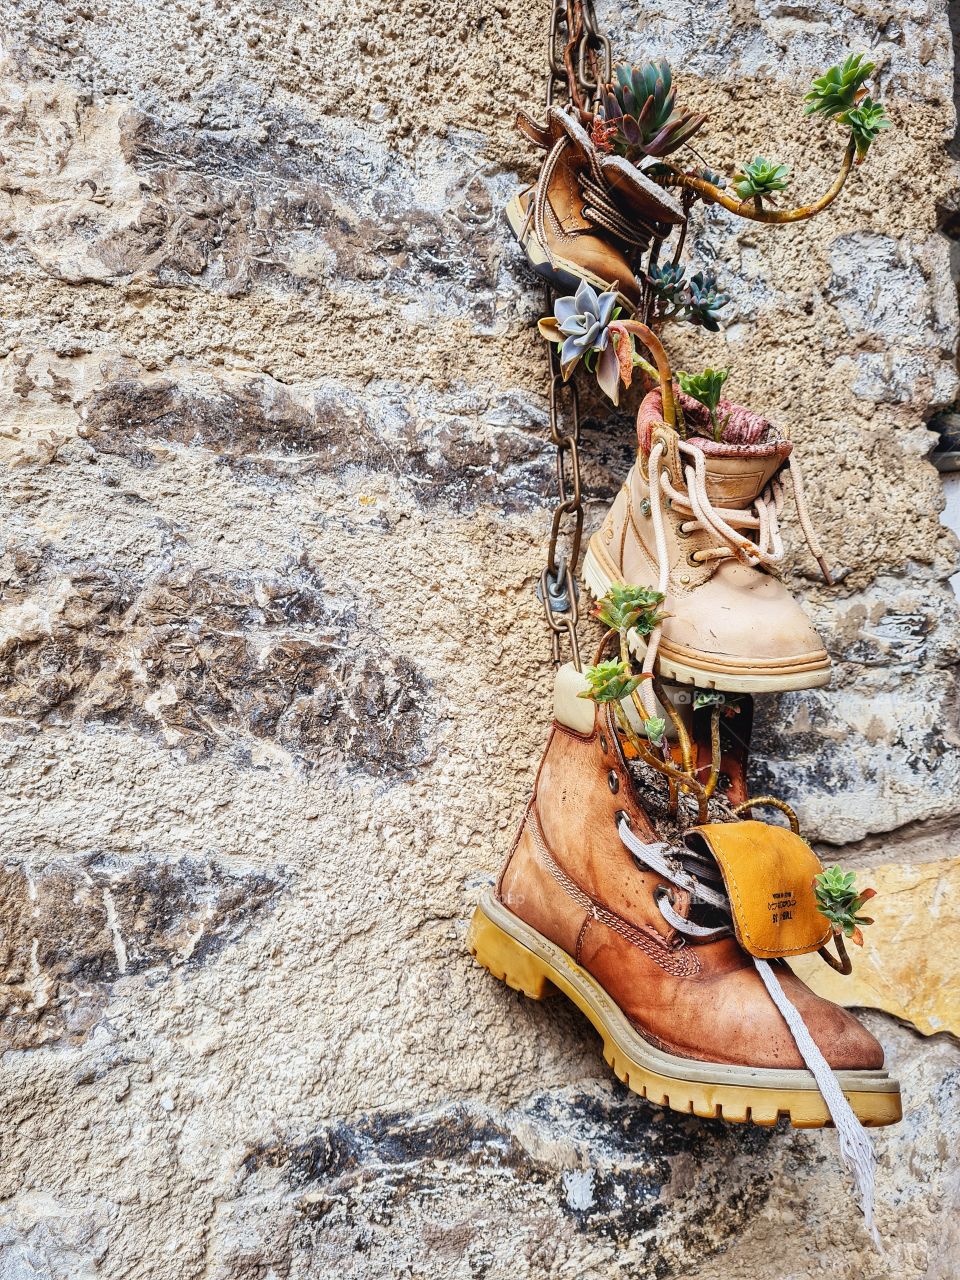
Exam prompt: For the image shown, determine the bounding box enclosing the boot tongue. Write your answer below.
[680,394,791,509]
[687,437,792,508]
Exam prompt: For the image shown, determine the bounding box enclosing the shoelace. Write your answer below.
[530,136,655,260]
[637,437,830,717]
[617,815,879,1244]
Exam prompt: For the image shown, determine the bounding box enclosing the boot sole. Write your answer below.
[468,890,902,1129]
[504,194,637,316]
[582,537,832,693]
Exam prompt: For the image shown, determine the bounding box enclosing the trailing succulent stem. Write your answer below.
[581,593,710,821]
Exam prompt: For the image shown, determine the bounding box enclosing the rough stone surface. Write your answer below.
[0,0,958,1277]
[792,858,960,1035]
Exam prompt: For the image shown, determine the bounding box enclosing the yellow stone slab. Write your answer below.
[791,859,960,1036]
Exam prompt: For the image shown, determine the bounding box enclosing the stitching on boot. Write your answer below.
[528,807,700,977]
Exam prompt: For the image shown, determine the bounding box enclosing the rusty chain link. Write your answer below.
[537,1,610,668]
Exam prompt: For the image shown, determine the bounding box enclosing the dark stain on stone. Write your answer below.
[0,852,285,1052]
[0,560,434,775]
[239,1086,782,1275]
[82,374,555,515]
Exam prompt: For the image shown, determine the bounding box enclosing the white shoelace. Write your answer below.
[617,816,879,1244]
[637,438,830,717]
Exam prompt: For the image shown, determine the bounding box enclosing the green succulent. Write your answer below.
[579,659,644,704]
[676,367,731,442]
[643,716,667,746]
[594,583,664,637]
[646,262,686,310]
[733,157,791,203]
[598,60,707,161]
[646,265,729,332]
[813,866,877,947]
[686,271,729,331]
[843,96,890,159]
[804,54,876,118]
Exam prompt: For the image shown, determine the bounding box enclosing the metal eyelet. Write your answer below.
[686,551,702,567]
[614,809,631,829]
[599,732,608,753]
[607,770,619,794]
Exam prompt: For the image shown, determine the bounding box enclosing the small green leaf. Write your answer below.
[693,690,725,709]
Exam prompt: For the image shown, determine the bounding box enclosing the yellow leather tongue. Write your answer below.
[685,820,831,958]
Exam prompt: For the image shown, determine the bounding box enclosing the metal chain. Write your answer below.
[537,1,610,668]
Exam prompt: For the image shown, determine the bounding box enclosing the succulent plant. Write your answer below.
[686,271,729,331]
[804,54,876,119]
[844,97,890,159]
[579,659,644,704]
[538,281,635,404]
[733,157,791,203]
[594,583,664,636]
[597,60,707,161]
[643,716,667,745]
[813,866,877,947]
[676,367,731,441]
[646,265,729,332]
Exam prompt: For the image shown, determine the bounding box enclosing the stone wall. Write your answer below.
[0,1,958,1277]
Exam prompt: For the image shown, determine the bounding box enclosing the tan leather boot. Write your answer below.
[505,107,684,312]
[582,388,833,692]
[468,672,902,1133]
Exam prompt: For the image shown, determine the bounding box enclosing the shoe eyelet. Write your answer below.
[607,770,619,794]
[686,551,702,567]
[599,732,608,753]
[614,809,631,829]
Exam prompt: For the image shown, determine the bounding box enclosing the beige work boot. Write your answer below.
[583,388,833,692]
[505,106,684,312]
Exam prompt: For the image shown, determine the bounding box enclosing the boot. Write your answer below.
[582,388,833,692]
[505,106,684,312]
[468,668,902,1131]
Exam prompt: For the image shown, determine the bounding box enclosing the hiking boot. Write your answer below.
[582,387,833,692]
[468,668,902,1134]
[505,106,684,312]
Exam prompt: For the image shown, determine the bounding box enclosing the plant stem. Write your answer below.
[617,321,676,428]
[703,705,722,799]
[661,138,856,224]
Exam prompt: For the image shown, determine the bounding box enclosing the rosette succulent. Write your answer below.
[813,866,877,948]
[844,97,890,159]
[597,60,706,161]
[734,157,791,203]
[594,583,664,636]
[804,54,890,162]
[804,53,875,118]
[538,281,634,404]
[686,271,728,330]
[646,265,729,331]
[578,659,644,704]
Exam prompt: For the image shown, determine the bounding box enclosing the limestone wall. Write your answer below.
[0,1,958,1276]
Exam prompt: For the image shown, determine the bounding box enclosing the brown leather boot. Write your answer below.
[505,107,684,312]
[582,388,833,692]
[468,670,901,1132]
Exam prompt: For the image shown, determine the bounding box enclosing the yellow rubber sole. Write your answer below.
[582,538,832,694]
[468,892,902,1129]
